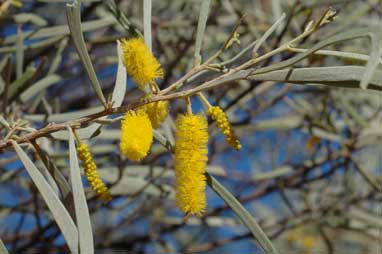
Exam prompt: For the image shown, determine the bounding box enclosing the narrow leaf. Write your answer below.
[51,41,126,140]
[14,13,48,26]
[250,66,382,91]
[15,28,24,79]
[8,66,36,101]
[66,0,107,107]
[0,239,9,254]
[112,41,127,106]
[143,0,152,51]
[360,33,382,89]
[3,18,115,44]
[67,127,94,254]
[206,173,279,254]
[11,141,79,254]
[194,0,211,65]
[20,74,61,102]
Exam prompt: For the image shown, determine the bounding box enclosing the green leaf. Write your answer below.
[11,141,79,254]
[67,127,94,254]
[206,173,279,254]
[66,0,106,107]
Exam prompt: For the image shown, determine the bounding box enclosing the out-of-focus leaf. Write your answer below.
[143,0,152,51]
[25,106,103,122]
[8,66,36,101]
[20,74,61,102]
[0,55,11,95]
[97,165,225,181]
[15,29,24,79]
[67,128,94,254]
[3,18,115,44]
[160,216,238,227]
[194,0,211,64]
[0,36,64,53]
[206,173,279,254]
[11,141,79,254]
[66,0,106,107]
[250,66,382,90]
[13,13,48,26]
[0,238,9,254]
[348,207,382,228]
[0,115,9,129]
[252,115,302,130]
[48,38,68,74]
[97,172,175,199]
[252,166,293,181]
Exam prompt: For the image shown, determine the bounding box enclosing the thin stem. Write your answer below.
[185,97,192,115]
[197,92,212,109]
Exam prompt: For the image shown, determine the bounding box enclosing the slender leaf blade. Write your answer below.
[67,127,94,254]
[0,238,9,254]
[206,173,279,254]
[66,0,106,107]
[11,141,79,254]
[194,0,211,65]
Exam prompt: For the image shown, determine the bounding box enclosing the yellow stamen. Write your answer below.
[175,114,208,216]
[120,37,163,90]
[120,109,153,161]
[207,106,241,150]
[141,100,169,128]
[77,143,112,201]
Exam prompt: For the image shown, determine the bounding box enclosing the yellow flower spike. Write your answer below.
[141,100,169,128]
[120,109,153,161]
[120,37,164,90]
[207,106,241,150]
[175,114,208,216]
[76,143,112,201]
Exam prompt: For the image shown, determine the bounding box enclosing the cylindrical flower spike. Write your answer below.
[77,143,112,201]
[120,109,153,161]
[141,100,169,128]
[207,106,241,150]
[175,114,208,216]
[120,37,163,90]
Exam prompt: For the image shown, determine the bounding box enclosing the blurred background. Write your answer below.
[0,0,382,253]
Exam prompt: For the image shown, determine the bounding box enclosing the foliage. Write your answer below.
[0,0,381,253]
